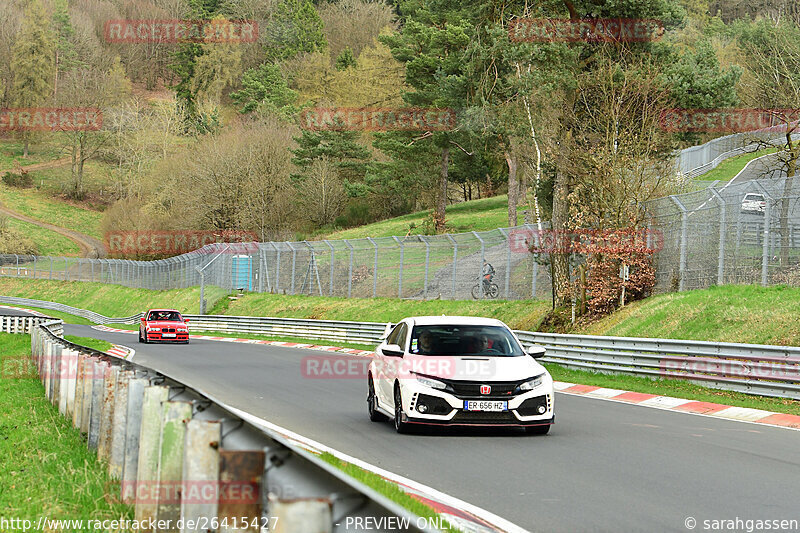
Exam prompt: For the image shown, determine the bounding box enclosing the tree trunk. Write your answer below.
[506,151,518,227]
[779,132,798,264]
[551,154,571,309]
[436,147,449,233]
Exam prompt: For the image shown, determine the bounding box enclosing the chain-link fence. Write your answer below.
[0,225,556,302]
[648,176,800,291]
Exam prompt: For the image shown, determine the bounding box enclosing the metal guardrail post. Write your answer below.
[670,196,688,291]
[367,237,378,298]
[110,370,134,479]
[80,357,94,434]
[218,450,264,533]
[122,377,148,502]
[344,240,354,299]
[180,420,221,528]
[88,360,108,450]
[98,365,120,463]
[134,385,169,519]
[156,401,193,527]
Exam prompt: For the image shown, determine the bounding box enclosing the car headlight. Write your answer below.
[147,327,160,332]
[178,328,187,332]
[414,374,447,390]
[518,373,544,392]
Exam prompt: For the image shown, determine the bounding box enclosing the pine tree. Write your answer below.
[265,0,327,62]
[11,0,56,157]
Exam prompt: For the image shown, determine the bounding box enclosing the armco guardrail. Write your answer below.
[19,318,430,533]
[1,314,63,335]
[516,331,800,400]
[7,295,800,399]
[0,295,142,324]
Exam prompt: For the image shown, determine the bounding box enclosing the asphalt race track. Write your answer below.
[57,322,800,533]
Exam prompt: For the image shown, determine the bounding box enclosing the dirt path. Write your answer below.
[0,157,107,258]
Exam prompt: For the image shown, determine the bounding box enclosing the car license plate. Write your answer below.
[464,400,507,412]
[162,333,176,338]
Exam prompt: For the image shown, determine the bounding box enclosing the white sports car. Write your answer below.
[368,316,554,434]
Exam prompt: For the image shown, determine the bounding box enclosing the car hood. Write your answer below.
[405,354,546,382]
[145,320,186,328]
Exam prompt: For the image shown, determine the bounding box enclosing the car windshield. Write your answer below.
[410,325,524,357]
[149,311,181,321]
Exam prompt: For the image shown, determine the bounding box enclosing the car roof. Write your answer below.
[402,315,509,327]
[147,309,181,313]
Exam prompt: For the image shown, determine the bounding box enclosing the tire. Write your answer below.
[367,376,387,422]
[488,283,499,298]
[525,424,551,435]
[139,329,146,344]
[393,385,411,434]
[471,284,481,299]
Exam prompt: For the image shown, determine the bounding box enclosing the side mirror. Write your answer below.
[140,317,146,323]
[382,344,404,357]
[183,318,190,323]
[526,345,546,359]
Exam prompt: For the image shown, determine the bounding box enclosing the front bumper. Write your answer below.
[146,332,189,342]
[400,380,555,428]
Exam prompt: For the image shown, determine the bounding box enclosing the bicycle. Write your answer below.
[471,274,499,299]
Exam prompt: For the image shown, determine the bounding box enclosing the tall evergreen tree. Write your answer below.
[11,0,55,157]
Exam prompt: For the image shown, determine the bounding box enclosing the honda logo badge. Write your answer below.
[480,385,491,395]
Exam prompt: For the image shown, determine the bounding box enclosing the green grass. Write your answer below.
[0,278,229,317]
[64,335,113,352]
[6,216,82,256]
[0,185,104,240]
[581,284,800,346]
[0,333,133,521]
[222,292,549,331]
[547,364,800,416]
[0,140,61,170]
[319,452,462,533]
[696,147,778,182]
[320,195,523,240]
[28,161,113,211]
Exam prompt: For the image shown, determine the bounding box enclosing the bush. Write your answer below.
[0,217,39,255]
[1,171,33,188]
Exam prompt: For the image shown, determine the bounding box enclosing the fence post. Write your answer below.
[133,385,169,521]
[33,256,36,279]
[392,236,404,299]
[323,240,335,296]
[472,231,486,299]
[180,420,222,527]
[670,196,688,291]
[446,235,457,300]
[155,401,193,526]
[498,228,511,299]
[287,242,297,295]
[122,377,149,503]
[367,237,378,298]
[275,245,282,294]
[420,236,430,299]
[751,181,773,287]
[710,189,726,285]
[344,239,354,298]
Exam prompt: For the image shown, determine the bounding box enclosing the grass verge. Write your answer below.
[695,147,778,182]
[546,364,800,416]
[319,452,462,533]
[581,284,800,346]
[0,333,132,521]
[64,335,113,352]
[318,195,523,240]
[0,278,228,317]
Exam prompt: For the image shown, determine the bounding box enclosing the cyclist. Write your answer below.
[481,261,495,287]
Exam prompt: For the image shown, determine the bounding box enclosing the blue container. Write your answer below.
[231,255,253,291]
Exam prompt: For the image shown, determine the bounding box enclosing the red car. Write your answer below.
[139,309,190,344]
